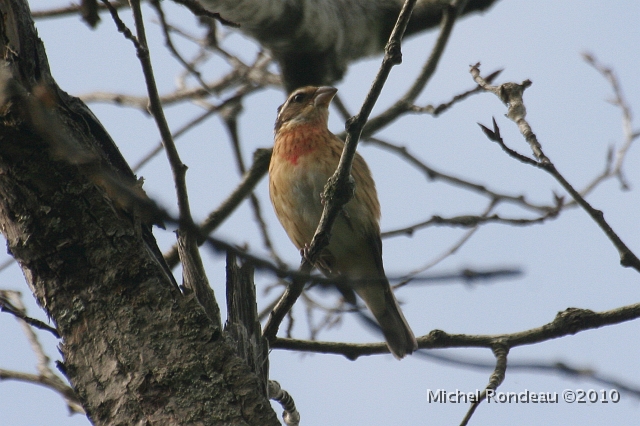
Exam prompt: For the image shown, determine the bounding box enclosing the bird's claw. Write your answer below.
[300,244,313,264]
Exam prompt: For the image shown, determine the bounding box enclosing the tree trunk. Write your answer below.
[0,1,278,424]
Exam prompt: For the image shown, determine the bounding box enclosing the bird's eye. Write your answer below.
[291,93,305,103]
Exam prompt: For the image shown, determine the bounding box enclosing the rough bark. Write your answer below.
[0,0,278,424]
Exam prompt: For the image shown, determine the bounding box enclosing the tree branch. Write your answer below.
[460,343,508,425]
[361,0,468,137]
[472,63,640,272]
[365,136,555,214]
[271,303,640,359]
[582,52,639,191]
[164,148,272,269]
[0,291,82,413]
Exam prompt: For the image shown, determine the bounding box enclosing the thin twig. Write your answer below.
[123,0,192,228]
[459,343,508,425]
[0,291,83,414]
[582,52,639,191]
[411,69,502,117]
[365,137,554,214]
[382,211,558,239]
[416,350,640,399]
[360,0,468,138]
[132,91,247,171]
[0,294,60,337]
[150,0,211,92]
[171,0,240,27]
[220,101,285,266]
[0,257,15,273]
[100,0,140,49]
[393,201,494,288]
[133,103,221,171]
[164,148,272,269]
[81,72,240,109]
[0,368,85,414]
[472,63,640,272]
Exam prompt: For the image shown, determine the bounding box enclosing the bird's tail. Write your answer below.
[356,280,417,359]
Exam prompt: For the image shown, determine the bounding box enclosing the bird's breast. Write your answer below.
[270,128,338,248]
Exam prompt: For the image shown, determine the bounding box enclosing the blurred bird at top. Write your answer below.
[201,0,500,91]
[269,86,417,358]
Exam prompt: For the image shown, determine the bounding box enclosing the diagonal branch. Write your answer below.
[361,0,468,138]
[459,343,508,425]
[32,0,130,20]
[220,102,284,266]
[411,69,502,116]
[365,137,555,214]
[150,0,212,92]
[472,63,640,273]
[113,0,221,324]
[0,291,60,337]
[164,148,272,269]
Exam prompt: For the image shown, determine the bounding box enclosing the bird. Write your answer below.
[269,86,418,359]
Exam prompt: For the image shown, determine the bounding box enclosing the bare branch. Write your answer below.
[172,0,240,27]
[472,63,640,272]
[132,50,275,170]
[583,52,639,190]
[0,368,85,414]
[133,97,233,171]
[382,211,558,239]
[0,291,83,414]
[394,201,495,286]
[117,0,221,322]
[411,69,503,117]
[164,148,272,269]
[0,257,14,273]
[419,351,640,399]
[459,343,508,425]
[0,292,60,337]
[100,0,141,49]
[361,0,468,137]
[220,101,285,266]
[150,0,212,92]
[365,137,555,214]
[271,303,640,359]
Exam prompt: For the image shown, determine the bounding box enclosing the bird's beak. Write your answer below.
[313,86,338,108]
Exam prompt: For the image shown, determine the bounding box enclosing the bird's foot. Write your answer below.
[300,244,313,264]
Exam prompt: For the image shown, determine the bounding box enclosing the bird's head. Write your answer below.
[275,86,338,133]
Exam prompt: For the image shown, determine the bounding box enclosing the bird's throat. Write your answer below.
[275,124,326,165]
